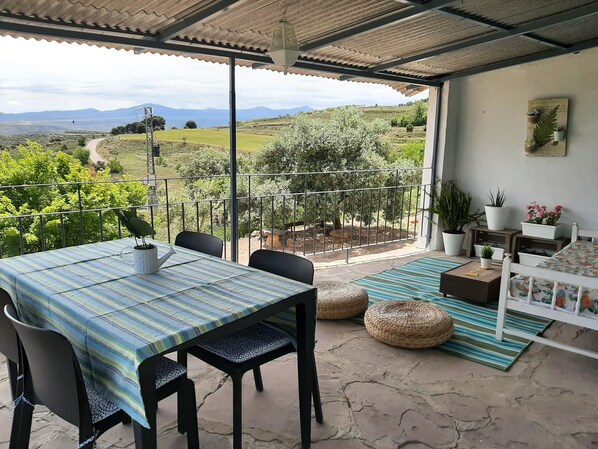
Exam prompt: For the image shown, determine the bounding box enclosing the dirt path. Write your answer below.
[86,138,106,164]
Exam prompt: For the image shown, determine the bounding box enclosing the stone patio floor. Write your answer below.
[2,249,598,448]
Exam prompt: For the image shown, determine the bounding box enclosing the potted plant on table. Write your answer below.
[485,187,508,231]
[115,208,175,274]
[480,244,494,269]
[521,202,564,239]
[428,180,485,256]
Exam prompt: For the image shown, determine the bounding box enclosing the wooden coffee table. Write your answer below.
[439,261,502,304]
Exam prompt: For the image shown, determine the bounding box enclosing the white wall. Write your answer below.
[438,46,598,242]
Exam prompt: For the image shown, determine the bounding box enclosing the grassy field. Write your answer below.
[0,103,427,182]
[120,128,272,151]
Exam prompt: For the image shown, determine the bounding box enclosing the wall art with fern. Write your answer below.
[525,98,568,157]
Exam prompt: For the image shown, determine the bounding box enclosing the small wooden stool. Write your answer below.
[364,300,453,348]
[316,281,369,320]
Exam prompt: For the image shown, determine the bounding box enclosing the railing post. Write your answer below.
[77,183,85,244]
[165,178,171,243]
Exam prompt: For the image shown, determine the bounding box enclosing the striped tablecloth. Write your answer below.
[0,239,313,427]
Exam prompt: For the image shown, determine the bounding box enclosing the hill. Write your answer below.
[0,104,313,135]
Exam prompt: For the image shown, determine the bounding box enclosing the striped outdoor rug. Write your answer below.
[353,257,552,370]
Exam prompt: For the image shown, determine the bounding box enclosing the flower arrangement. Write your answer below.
[526,202,563,226]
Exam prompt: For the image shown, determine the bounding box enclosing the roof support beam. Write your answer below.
[300,0,458,52]
[369,3,598,73]
[0,18,438,87]
[436,37,598,82]
[436,7,570,49]
[155,0,243,42]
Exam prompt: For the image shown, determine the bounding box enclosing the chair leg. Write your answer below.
[177,381,187,435]
[232,373,243,449]
[183,379,199,449]
[252,367,264,392]
[7,360,18,401]
[11,400,32,449]
[312,361,323,424]
[78,434,95,449]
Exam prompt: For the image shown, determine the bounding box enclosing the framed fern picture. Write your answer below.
[526,98,568,157]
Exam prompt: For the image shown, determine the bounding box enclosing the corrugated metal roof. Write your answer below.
[1,0,598,94]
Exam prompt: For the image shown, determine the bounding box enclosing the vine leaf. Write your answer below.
[533,105,559,148]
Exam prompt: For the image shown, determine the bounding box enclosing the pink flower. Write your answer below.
[526,202,564,225]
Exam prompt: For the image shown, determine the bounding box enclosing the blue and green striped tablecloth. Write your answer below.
[0,239,313,427]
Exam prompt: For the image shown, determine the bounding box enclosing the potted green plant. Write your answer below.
[428,180,485,256]
[485,187,508,231]
[115,208,175,274]
[480,244,494,269]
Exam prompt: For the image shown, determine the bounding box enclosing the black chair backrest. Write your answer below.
[0,289,19,363]
[175,231,224,258]
[248,250,314,285]
[4,305,92,428]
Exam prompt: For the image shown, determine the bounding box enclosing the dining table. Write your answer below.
[0,238,317,449]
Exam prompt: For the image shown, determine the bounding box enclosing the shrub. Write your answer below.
[73,147,90,165]
[93,161,107,171]
[390,117,400,127]
[77,136,86,147]
[406,123,414,132]
[108,159,124,174]
[185,120,198,129]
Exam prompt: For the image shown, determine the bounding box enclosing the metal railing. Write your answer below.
[0,168,431,263]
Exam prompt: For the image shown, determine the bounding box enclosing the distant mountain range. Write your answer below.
[0,104,313,135]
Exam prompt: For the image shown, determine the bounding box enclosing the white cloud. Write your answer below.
[0,36,427,114]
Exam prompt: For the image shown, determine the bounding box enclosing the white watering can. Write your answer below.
[120,244,176,274]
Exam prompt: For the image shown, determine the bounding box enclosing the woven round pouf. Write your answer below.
[316,281,369,320]
[364,301,453,348]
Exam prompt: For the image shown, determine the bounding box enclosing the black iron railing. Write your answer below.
[0,168,431,263]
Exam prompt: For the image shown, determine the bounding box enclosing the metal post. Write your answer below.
[229,56,239,262]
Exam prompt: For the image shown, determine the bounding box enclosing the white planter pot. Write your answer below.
[521,222,561,239]
[442,232,465,256]
[485,206,508,231]
[474,244,504,261]
[518,252,550,267]
[480,258,493,269]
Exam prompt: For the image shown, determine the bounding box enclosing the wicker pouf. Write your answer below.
[316,281,369,320]
[364,301,454,348]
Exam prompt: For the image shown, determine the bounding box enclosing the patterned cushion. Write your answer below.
[199,324,293,363]
[85,356,185,423]
[85,381,121,424]
[155,356,187,388]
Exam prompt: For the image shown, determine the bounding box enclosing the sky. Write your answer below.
[0,36,427,114]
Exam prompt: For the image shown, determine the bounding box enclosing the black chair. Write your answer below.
[175,231,224,258]
[0,289,20,401]
[186,249,323,449]
[4,305,200,449]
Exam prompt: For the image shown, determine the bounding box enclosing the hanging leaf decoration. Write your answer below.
[532,105,559,148]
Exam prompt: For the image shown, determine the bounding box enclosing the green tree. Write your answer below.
[152,115,166,130]
[185,120,198,129]
[254,107,391,227]
[412,101,427,126]
[0,142,147,256]
[73,147,90,165]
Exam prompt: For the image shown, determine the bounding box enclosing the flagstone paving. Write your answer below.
[1,250,598,448]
